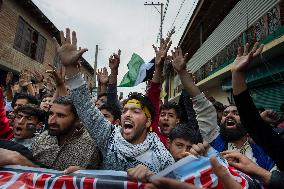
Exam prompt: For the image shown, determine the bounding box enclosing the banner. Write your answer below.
[151,147,251,189]
[0,148,258,189]
[0,166,145,189]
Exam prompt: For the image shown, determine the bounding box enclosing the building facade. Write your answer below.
[0,0,94,89]
[167,0,284,114]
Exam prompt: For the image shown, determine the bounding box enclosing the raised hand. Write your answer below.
[260,110,279,124]
[46,64,65,87]
[99,67,109,85]
[6,72,13,85]
[153,37,172,66]
[231,42,264,74]
[19,69,31,87]
[53,28,87,75]
[33,70,44,83]
[109,49,121,70]
[171,47,188,73]
[96,68,103,84]
[46,77,55,92]
[232,43,264,95]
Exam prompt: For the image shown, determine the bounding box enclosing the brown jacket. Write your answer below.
[31,128,100,171]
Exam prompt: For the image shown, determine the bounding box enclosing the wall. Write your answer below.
[0,0,94,84]
[202,86,230,106]
[0,0,56,76]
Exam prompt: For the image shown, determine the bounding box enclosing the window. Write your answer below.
[14,17,46,63]
[53,51,61,68]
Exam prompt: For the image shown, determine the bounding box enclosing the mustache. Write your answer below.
[48,123,60,129]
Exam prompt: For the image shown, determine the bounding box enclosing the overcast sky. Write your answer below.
[32,0,197,96]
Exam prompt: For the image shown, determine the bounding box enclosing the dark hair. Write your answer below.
[124,92,155,122]
[99,102,122,121]
[42,93,53,99]
[97,93,107,99]
[160,102,181,119]
[17,104,45,122]
[223,103,236,110]
[12,93,39,108]
[169,123,203,144]
[53,96,78,117]
[213,101,225,112]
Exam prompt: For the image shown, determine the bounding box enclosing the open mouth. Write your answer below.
[161,123,169,128]
[123,121,134,135]
[43,105,49,109]
[14,127,23,136]
[225,119,236,128]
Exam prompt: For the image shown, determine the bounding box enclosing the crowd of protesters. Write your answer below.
[0,28,284,189]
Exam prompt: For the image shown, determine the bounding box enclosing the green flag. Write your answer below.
[119,53,145,87]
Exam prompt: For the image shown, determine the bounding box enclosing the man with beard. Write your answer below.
[169,46,276,172]
[31,96,101,171]
[210,104,276,171]
[53,28,174,180]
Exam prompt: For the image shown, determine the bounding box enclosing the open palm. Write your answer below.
[53,28,88,67]
[231,43,264,73]
[153,37,172,66]
[99,67,109,84]
[171,47,188,73]
[109,49,121,70]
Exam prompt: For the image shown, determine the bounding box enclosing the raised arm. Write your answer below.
[231,43,284,170]
[19,70,35,96]
[53,28,113,152]
[171,47,219,143]
[46,63,68,98]
[178,89,200,132]
[146,38,172,144]
[107,49,121,106]
[99,67,108,95]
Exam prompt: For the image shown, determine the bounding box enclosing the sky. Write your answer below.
[32,0,198,97]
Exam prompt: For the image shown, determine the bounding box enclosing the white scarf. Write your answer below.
[112,128,175,173]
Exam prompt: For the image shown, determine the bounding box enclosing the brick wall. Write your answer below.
[0,0,55,76]
[0,0,94,84]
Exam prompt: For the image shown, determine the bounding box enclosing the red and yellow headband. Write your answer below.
[126,99,151,119]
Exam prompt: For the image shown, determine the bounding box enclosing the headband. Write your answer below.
[126,99,151,119]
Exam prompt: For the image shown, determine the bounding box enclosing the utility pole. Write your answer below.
[93,45,98,88]
[144,2,164,40]
[93,45,98,96]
